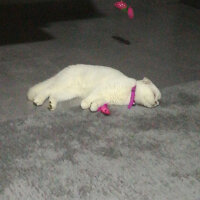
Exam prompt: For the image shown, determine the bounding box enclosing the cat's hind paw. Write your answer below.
[48,97,57,111]
[33,96,45,106]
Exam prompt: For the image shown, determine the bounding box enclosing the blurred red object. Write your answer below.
[114,1,127,10]
[128,7,134,19]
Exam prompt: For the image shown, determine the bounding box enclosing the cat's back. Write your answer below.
[53,64,127,87]
[66,64,125,78]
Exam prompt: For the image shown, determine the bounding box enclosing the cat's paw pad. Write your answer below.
[48,100,56,111]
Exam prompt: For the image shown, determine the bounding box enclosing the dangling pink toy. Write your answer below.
[114,1,127,10]
[114,1,134,19]
[127,7,134,19]
[97,104,110,115]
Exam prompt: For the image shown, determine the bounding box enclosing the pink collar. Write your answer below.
[128,85,136,109]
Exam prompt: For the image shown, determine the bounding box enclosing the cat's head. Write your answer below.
[135,77,161,108]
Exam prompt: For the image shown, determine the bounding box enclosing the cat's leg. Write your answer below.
[33,91,50,106]
[81,92,106,112]
[90,98,106,112]
[48,90,77,111]
[81,83,130,111]
[27,77,55,101]
[48,96,57,110]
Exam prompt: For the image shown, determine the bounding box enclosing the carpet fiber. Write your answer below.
[0,81,200,200]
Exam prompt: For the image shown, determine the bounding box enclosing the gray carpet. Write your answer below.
[0,0,200,199]
[0,81,200,200]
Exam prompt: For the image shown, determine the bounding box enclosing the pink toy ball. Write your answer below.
[97,104,110,115]
[114,1,127,10]
[114,1,134,19]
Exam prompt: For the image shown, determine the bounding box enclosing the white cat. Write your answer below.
[27,64,161,111]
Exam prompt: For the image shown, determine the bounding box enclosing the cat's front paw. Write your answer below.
[90,102,99,112]
[81,100,91,109]
[90,99,106,112]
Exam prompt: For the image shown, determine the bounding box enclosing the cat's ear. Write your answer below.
[143,77,152,84]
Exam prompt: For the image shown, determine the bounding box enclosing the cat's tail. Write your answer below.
[27,78,53,101]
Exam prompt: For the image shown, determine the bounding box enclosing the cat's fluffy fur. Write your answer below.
[27,64,161,111]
